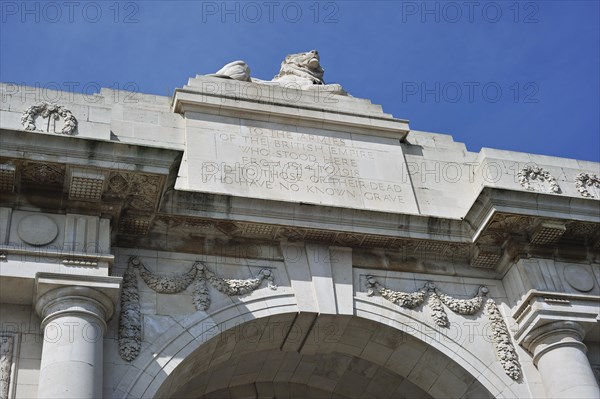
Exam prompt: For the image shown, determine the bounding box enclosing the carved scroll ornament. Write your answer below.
[21,102,77,135]
[365,276,521,380]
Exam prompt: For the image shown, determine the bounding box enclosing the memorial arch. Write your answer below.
[0,51,599,399]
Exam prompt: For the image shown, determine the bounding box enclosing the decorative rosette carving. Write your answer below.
[21,102,77,135]
[575,172,600,198]
[517,165,561,193]
[118,259,142,362]
[485,299,521,380]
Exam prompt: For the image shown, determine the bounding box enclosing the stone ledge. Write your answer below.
[172,88,410,140]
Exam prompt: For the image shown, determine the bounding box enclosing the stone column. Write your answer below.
[524,321,600,399]
[35,286,115,399]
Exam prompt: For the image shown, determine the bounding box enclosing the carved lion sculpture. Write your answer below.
[208,60,251,82]
[272,50,324,86]
[209,50,347,95]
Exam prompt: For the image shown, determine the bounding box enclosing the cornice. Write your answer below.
[0,129,181,173]
[1,129,599,271]
[171,82,410,140]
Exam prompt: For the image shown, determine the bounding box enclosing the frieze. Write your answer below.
[152,215,474,257]
[364,276,521,380]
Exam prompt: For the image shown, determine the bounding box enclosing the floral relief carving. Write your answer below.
[365,276,521,380]
[130,257,276,311]
[117,257,277,362]
[21,103,77,135]
[517,165,561,194]
[438,286,487,315]
[118,260,141,362]
[0,334,13,399]
[575,172,600,198]
[427,289,449,327]
[365,276,426,309]
[136,258,197,294]
[193,263,276,311]
[485,299,521,380]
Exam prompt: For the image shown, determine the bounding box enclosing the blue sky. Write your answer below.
[1,1,599,162]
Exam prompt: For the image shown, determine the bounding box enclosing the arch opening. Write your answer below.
[154,313,494,399]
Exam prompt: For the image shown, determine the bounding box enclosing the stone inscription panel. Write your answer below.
[183,118,419,214]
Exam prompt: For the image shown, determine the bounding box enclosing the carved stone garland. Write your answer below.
[118,260,141,362]
[193,263,276,311]
[365,276,521,380]
[484,299,521,380]
[21,102,77,135]
[0,334,15,399]
[575,172,600,198]
[117,257,276,362]
[517,166,561,194]
[137,258,198,293]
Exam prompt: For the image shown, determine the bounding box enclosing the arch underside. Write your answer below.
[155,313,494,399]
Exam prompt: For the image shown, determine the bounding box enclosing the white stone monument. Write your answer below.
[0,51,598,399]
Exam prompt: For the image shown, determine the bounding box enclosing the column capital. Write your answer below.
[522,321,588,366]
[512,290,599,345]
[34,272,121,331]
